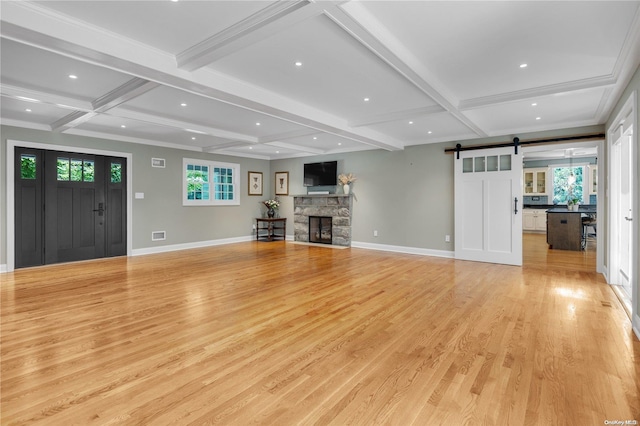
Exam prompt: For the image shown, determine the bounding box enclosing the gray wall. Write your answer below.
[271,144,456,251]
[0,125,271,264]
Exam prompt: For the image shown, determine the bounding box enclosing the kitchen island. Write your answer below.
[546,207,596,251]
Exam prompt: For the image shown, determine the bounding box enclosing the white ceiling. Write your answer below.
[1,1,639,160]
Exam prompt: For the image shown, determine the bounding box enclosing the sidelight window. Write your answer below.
[20,154,36,179]
[111,163,122,183]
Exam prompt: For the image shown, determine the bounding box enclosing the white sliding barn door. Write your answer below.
[455,147,523,266]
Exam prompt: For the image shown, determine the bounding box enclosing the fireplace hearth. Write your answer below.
[309,216,332,244]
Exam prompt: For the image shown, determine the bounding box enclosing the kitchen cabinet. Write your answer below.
[588,165,597,195]
[523,168,548,195]
[523,209,547,232]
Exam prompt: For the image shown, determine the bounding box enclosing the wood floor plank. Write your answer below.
[1,235,638,425]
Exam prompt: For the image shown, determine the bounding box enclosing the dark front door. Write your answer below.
[14,148,127,268]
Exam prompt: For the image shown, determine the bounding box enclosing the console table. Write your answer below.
[256,218,286,241]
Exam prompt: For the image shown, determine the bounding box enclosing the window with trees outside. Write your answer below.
[183,158,240,206]
[552,166,584,204]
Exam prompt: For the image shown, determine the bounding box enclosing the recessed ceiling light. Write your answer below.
[191,137,196,140]
[520,64,528,68]
[25,108,32,112]
[363,97,370,102]
[313,137,317,140]
[409,121,414,125]
[536,117,541,120]
[121,124,126,128]
[249,146,253,150]
[68,74,78,79]
[180,103,187,107]
[531,102,537,106]
[338,142,342,146]
[428,131,433,134]
[256,122,261,126]
[276,151,280,154]
[295,61,302,67]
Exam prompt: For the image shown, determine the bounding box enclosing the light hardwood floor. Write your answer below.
[1,235,638,425]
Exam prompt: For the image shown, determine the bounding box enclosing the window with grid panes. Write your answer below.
[183,158,239,206]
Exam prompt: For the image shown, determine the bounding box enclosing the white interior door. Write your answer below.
[455,147,523,265]
[614,130,633,302]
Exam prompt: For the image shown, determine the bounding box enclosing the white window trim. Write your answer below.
[183,158,240,206]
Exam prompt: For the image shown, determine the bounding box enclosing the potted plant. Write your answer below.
[263,198,280,218]
[567,197,580,211]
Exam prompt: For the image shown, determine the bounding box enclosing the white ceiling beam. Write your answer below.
[349,105,446,128]
[176,0,316,71]
[1,1,404,152]
[109,109,258,143]
[266,141,326,155]
[258,128,319,144]
[92,78,159,112]
[458,76,617,111]
[327,2,488,137]
[51,78,160,132]
[0,83,93,111]
[51,111,98,132]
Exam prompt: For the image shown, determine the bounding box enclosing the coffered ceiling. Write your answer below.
[1,1,639,160]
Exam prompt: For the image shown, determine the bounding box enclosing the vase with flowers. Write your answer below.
[263,198,280,218]
[338,173,356,195]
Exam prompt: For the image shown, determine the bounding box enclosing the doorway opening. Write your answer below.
[522,141,602,273]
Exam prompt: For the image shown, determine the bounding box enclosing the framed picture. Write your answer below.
[248,171,263,196]
[275,171,289,196]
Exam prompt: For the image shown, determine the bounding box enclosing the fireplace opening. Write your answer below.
[309,216,332,244]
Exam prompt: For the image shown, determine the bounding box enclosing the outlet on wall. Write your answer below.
[445,234,451,242]
[374,230,378,237]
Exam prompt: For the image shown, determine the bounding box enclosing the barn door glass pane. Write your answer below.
[487,155,498,172]
[500,155,512,171]
[463,158,473,173]
[474,157,485,172]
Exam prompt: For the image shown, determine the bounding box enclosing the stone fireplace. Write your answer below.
[293,194,353,247]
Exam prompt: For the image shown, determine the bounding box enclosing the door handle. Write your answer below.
[625,216,633,221]
[93,202,105,216]
[514,197,518,215]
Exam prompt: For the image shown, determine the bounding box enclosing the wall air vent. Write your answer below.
[151,158,166,168]
[151,231,166,241]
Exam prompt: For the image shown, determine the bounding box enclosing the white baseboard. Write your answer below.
[132,236,254,256]
[633,313,640,341]
[351,241,454,259]
[0,264,7,273]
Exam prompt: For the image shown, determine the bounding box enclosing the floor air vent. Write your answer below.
[152,231,166,241]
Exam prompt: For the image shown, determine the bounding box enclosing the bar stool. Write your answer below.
[582,214,597,248]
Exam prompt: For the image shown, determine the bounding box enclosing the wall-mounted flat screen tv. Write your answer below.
[303,161,337,186]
